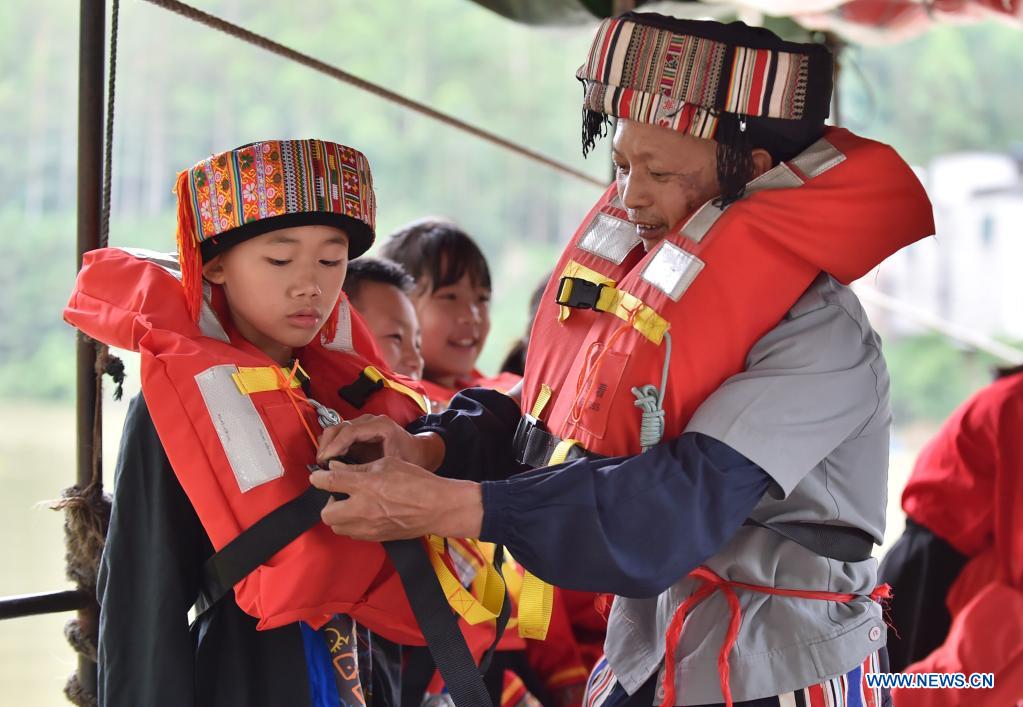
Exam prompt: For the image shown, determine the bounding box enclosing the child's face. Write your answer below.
[203,225,349,364]
[413,272,491,387]
[350,281,424,380]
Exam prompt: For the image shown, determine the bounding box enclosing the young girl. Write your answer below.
[380,218,520,409]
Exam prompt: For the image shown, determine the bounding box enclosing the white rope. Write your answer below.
[631,331,672,452]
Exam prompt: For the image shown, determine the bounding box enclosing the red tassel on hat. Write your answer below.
[321,295,341,344]
[174,169,203,322]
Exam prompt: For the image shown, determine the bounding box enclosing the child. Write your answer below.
[342,256,424,380]
[64,139,448,707]
[381,220,586,706]
[380,218,520,409]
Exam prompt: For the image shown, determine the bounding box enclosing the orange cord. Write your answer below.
[568,303,642,426]
[275,361,321,450]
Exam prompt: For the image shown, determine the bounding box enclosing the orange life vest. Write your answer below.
[421,371,522,411]
[512,129,933,678]
[522,127,934,458]
[64,247,472,646]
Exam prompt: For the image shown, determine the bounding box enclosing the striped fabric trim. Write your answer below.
[777,650,885,707]
[579,16,816,138]
[584,657,617,707]
[582,650,887,707]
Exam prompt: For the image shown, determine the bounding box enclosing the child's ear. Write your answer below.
[202,256,226,284]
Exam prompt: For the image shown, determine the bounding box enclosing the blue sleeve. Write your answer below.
[479,432,771,598]
[406,387,526,481]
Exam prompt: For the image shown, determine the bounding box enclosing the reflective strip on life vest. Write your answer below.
[195,364,285,492]
[640,242,706,302]
[426,535,507,626]
[577,211,643,265]
[790,136,847,179]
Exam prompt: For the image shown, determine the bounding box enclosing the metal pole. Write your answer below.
[76,0,105,697]
[0,591,90,621]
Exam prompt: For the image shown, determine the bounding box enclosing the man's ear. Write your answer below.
[750,148,773,180]
[202,255,226,284]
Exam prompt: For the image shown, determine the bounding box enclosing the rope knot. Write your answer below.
[631,384,665,451]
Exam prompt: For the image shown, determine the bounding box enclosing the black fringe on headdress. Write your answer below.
[711,112,756,209]
[582,108,612,158]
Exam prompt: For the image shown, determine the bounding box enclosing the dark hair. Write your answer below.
[380,218,491,294]
[500,272,550,376]
[342,257,414,301]
[995,363,1023,380]
[712,114,827,208]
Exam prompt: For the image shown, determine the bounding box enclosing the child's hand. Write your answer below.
[317,415,445,472]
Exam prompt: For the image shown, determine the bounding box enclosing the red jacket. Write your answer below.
[894,372,1023,706]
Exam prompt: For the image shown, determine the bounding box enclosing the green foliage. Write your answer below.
[884,334,1001,424]
[1,1,1021,402]
[840,21,1023,164]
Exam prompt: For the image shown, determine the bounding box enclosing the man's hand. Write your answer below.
[317,414,445,471]
[310,457,483,541]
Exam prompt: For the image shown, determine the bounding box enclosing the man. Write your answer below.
[311,13,935,706]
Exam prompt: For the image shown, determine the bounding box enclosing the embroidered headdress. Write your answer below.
[577,13,834,161]
[173,138,376,325]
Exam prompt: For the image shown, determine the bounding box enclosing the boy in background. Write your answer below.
[343,256,424,380]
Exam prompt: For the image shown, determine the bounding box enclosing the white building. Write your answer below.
[861,151,1023,341]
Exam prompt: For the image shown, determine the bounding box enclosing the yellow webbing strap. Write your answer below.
[232,365,305,395]
[530,383,553,419]
[426,535,506,626]
[557,261,669,345]
[364,366,429,413]
[557,261,616,322]
[518,571,555,640]
[515,436,582,641]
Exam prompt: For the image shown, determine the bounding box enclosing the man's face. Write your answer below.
[612,119,721,250]
[350,281,424,380]
[203,224,349,365]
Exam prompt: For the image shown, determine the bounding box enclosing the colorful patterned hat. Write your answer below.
[174,138,376,321]
[577,13,833,154]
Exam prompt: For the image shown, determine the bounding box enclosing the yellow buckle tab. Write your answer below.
[232,365,306,396]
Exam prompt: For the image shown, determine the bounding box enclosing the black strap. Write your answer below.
[744,518,875,563]
[194,484,338,616]
[556,275,605,310]
[511,414,598,469]
[477,544,511,675]
[382,539,495,706]
[338,371,384,409]
[195,477,497,706]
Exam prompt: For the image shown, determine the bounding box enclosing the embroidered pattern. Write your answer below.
[183,139,375,247]
[578,17,816,139]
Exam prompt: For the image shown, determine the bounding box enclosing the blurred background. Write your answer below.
[1,0,1021,703]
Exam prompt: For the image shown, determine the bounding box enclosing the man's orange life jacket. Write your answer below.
[64,247,494,647]
[521,128,934,460]
[512,129,934,659]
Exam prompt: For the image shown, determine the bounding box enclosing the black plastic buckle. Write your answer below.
[338,371,384,409]
[556,276,604,310]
